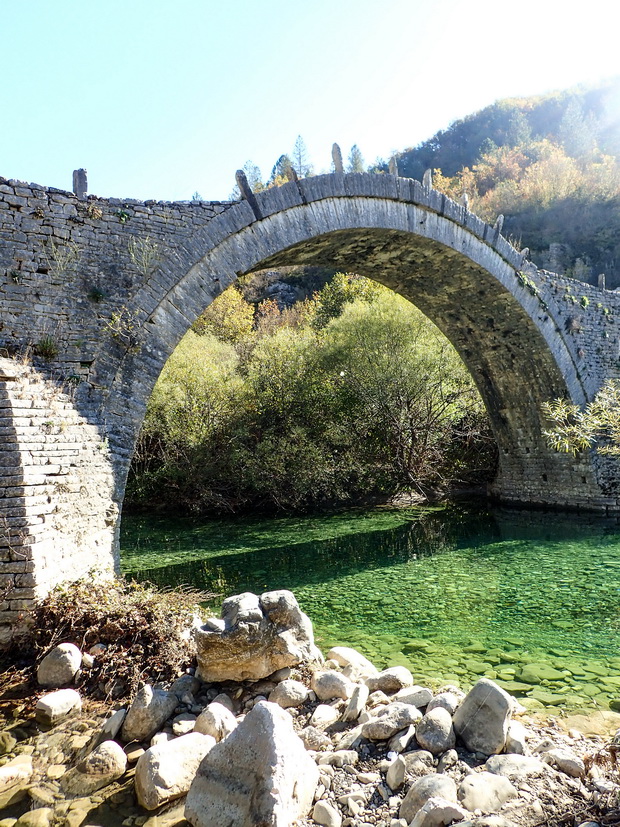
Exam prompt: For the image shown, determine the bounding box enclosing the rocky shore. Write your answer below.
[1,589,620,827]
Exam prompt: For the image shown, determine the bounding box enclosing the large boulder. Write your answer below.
[35,689,82,726]
[452,679,512,755]
[185,701,319,827]
[415,707,456,756]
[121,684,178,743]
[135,732,215,810]
[194,590,323,683]
[37,643,82,688]
[62,740,127,796]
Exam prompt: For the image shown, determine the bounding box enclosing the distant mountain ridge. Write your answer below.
[380,78,620,287]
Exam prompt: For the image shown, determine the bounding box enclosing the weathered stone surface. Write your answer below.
[136,732,215,810]
[310,704,341,730]
[312,669,354,701]
[121,684,178,743]
[484,754,548,779]
[194,590,322,682]
[0,755,33,797]
[386,754,407,790]
[62,740,127,796]
[342,683,369,722]
[185,701,319,827]
[366,666,414,694]
[542,747,586,777]
[193,702,237,741]
[37,643,82,687]
[268,678,310,708]
[35,688,81,725]
[458,771,517,813]
[415,707,456,756]
[14,808,54,827]
[504,720,528,755]
[361,702,421,740]
[427,691,462,716]
[313,800,342,827]
[327,646,378,676]
[395,685,434,708]
[399,774,458,823]
[409,796,470,827]
[452,679,512,755]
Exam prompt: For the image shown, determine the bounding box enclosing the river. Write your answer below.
[120,501,620,712]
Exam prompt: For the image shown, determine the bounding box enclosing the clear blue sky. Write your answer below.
[2,0,619,201]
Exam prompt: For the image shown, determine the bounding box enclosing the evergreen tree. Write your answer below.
[292,135,313,177]
[347,144,365,173]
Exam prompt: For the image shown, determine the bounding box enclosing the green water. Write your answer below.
[121,503,620,712]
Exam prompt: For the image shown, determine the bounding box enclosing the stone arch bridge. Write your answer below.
[1,169,619,641]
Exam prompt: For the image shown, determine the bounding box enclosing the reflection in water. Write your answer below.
[121,503,620,710]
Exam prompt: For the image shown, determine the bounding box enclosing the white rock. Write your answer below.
[136,731,215,810]
[313,799,342,827]
[172,713,197,736]
[341,683,369,722]
[317,750,358,767]
[93,708,126,748]
[427,692,461,716]
[366,666,414,694]
[312,670,354,701]
[399,774,458,823]
[0,755,33,793]
[121,684,178,743]
[452,679,512,755]
[194,702,237,742]
[403,749,435,776]
[185,701,319,827]
[194,590,323,683]
[310,704,341,730]
[415,707,456,756]
[395,685,434,708]
[328,646,378,676]
[268,679,310,708]
[542,748,585,778]
[386,755,407,791]
[362,702,421,740]
[505,720,528,755]
[388,724,416,753]
[35,689,81,725]
[37,643,82,688]
[150,732,173,747]
[409,795,470,827]
[484,754,548,779]
[458,771,517,813]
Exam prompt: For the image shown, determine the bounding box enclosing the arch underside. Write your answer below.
[239,228,596,506]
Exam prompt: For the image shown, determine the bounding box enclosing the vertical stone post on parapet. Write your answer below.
[389,156,399,176]
[598,273,606,290]
[332,143,344,174]
[72,169,88,200]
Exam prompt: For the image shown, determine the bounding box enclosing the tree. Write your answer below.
[292,135,313,177]
[269,154,293,185]
[543,380,620,456]
[192,286,254,344]
[347,144,365,173]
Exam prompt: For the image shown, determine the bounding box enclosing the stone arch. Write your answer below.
[100,180,596,520]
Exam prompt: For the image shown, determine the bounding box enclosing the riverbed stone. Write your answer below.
[409,796,470,827]
[362,702,422,740]
[328,646,378,676]
[505,720,528,754]
[366,666,414,694]
[427,692,462,716]
[313,800,342,827]
[399,775,458,823]
[542,747,586,777]
[121,684,178,743]
[185,700,319,827]
[311,704,341,730]
[415,707,456,756]
[395,685,434,708]
[268,678,310,708]
[136,731,216,810]
[484,754,548,779]
[194,590,323,682]
[62,739,127,796]
[35,689,82,725]
[194,702,237,741]
[0,755,33,809]
[312,670,354,701]
[342,683,369,722]
[458,771,517,813]
[453,678,512,755]
[37,643,82,688]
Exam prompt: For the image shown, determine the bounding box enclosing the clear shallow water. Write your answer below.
[121,503,620,711]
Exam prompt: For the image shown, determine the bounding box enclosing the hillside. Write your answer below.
[382,78,620,287]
